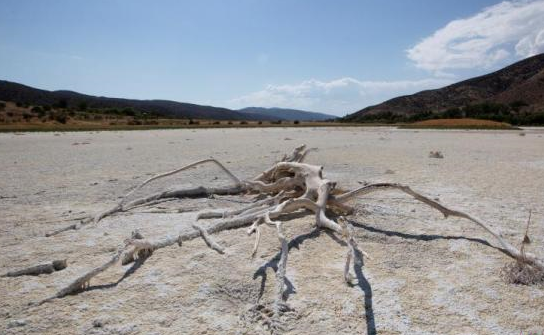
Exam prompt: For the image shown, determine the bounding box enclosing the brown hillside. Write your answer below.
[345,53,544,121]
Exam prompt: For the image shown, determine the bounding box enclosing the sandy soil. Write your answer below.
[0,127,543,335]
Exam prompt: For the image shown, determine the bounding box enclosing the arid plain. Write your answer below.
[1,127,543,335]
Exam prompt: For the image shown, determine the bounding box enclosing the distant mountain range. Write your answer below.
[6,53,544,124]
[0,80,334,121]
[238,107,335,121]
[344,53,544,122]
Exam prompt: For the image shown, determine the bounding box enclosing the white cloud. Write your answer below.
[228,77,452,115]
[407,0,544,72]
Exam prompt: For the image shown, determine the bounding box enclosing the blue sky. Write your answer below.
[1,0,544,115]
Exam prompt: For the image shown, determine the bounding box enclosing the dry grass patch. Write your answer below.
[402,118,518,129]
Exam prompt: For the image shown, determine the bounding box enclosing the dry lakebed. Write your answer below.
[0,126,543,335]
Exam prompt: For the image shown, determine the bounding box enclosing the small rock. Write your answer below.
[7,319,27,328]
[92,319,104,328]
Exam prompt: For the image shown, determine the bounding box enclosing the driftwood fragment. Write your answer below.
[2,260,67,278]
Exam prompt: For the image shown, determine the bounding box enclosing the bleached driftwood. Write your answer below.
[40,145,544,326]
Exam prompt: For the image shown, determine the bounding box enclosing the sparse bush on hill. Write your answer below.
[48,111,68,124]
[122,107,135,116]
[31,106,46,118]
[54,112,68,124]
[294,120,300,124]
[509,100,529,112]
[106,108,119,115]
[240,121,248,125]
[54,99,68,109]
[346,100,544,125]
[77,102,88,111]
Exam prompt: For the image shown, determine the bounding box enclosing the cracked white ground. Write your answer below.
[1,126,543,334]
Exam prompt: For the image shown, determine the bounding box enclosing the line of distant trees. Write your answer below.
[343,101,544,125]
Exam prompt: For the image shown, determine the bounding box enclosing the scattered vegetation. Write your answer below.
[52,111,68,124]
[500,212,544,285]
[344,101,544,126]
[401,118,517,130]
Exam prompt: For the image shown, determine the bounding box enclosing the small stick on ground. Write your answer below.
[2,260,67,278]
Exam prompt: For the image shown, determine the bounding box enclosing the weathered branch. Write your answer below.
[192,224,225,254]
[2,260,67,277]
[334,183,544,271]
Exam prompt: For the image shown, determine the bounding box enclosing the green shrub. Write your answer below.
[54,99,68,109]
[77,102,88,111]
[31,106,43,113]
[53,112,68,124]
[122,107,135,116]
[106,108,119,115]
